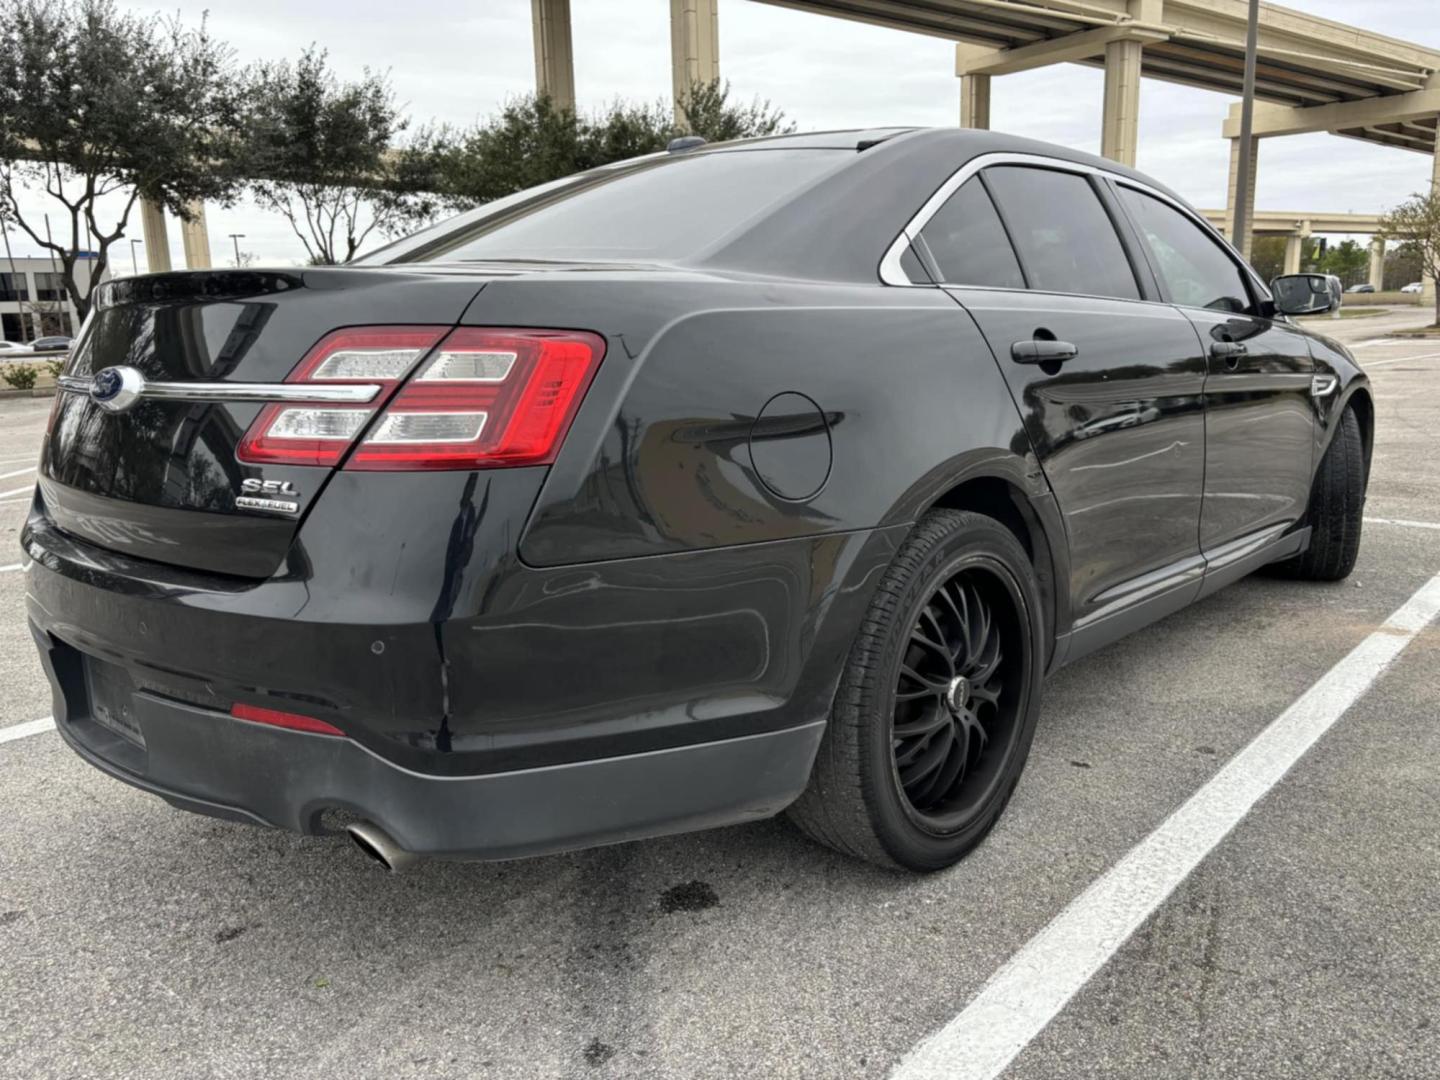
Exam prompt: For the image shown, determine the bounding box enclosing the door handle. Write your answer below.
[1210,341,1248,361]
[1011,338,1079,364]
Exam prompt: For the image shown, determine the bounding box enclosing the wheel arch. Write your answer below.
[1342,384,1374,482]
[921,471,1066,671]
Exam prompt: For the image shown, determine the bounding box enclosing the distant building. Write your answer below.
[0,255,106,342]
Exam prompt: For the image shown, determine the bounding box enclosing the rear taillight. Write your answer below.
[236,326,605,471]
[237,327,447,466]
[346,328,606,471]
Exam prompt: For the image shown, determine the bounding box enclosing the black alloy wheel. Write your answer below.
[891,569,1015,829]
[788,509,1044,871]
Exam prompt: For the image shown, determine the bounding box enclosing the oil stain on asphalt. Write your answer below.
[658,880,719,913]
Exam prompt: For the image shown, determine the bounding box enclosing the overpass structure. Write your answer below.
[138,0,1440,303]
[1197,209,1399,283]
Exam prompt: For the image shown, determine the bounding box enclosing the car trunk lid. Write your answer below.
[38,267,500,578]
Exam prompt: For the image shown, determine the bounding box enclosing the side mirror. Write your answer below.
[1270,273,1341,316]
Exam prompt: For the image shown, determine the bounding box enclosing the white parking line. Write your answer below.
[0,563,25,573]
[1366,516,1440,531]
[892,573,1440,1080]
[0,717,55,745]
[0,465,35,480]
[0,483,34,499]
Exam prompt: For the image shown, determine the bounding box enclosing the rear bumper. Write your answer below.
[33,624,824,859]
[22,481,902,857]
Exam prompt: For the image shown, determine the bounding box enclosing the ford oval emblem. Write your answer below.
[88,366,145,413]
[91,368,123,401]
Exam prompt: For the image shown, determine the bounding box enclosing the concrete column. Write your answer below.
[1224,135,1260,262]
[139,198,172,274]
[1283,233,1303,276]
[1368,236,1386,291]
[960,73,991,130]
[1425,132,1439,308]
[179,200,212,270]
[1101,38,1143,166]
[531,0,576,112]
[670,0,720,126]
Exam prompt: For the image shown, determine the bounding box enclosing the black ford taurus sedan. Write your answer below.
[23,128,1370,872]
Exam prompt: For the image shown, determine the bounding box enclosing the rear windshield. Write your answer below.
[402,149,846,264]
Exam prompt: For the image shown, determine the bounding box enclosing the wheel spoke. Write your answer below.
[950,582,975,660]
[909,628,955,672]
[900,663,948,693]
[957,707,988,755]
[894,700,949,739]
[924,719,970,803]
[969,681,1002,708]
[967,641,1003,684]
[891,566,1018,818]
[899,725,951,791]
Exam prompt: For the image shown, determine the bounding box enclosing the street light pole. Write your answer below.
[1232,0,1260,260]
[228,233,246,266]
[130,239,143,276]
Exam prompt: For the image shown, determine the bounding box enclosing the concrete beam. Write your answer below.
[179,201,211,270]
[954,24,1168,78]
[671,0,720,126]
[139,199,172,274]
[1199,209,1387,236]
[531,0,576,112]
[960,72,991,129]
[1222,89,1440,141]
[1101,36,1145,166]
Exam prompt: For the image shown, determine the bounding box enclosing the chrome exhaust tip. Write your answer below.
[346,820,418,873]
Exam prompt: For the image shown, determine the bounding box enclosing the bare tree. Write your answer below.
[0,0,246,317]
[1380,190,1440,326]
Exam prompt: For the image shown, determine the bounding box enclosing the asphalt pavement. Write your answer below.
[1,307,1438,1080]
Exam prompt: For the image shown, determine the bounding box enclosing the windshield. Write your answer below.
[386,149,847,265]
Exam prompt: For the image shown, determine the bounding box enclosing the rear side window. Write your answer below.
[984,166,1140,300]
[1117,186,1254,314]
[419,150,845,263]
[916,178,1025,289]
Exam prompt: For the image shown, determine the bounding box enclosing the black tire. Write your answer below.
[1271,404,1366,582]
[787,510,1045,871]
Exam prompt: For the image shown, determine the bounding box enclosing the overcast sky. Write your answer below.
[9,0,1439,270]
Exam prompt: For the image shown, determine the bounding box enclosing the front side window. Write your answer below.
[983,166,1140,300]
[916,177,1025,289]
[1117,186,1254,314]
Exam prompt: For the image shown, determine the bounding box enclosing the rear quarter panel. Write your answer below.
[456,274,1045,566]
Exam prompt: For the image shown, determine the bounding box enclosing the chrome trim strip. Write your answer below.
[58,375,380,405]
[879,151,1268,301]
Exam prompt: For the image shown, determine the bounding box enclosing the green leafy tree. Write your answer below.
[1318,238,1369,288]
[1384,239,1424,292]
[1250,236,1285,282]
[678,80,791,142]
[238,48,439,265]
[436,80,794,209]
[1380,190,1440,325]
[0,0,246,318]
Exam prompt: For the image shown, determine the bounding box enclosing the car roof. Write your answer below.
[701,127,1191,283]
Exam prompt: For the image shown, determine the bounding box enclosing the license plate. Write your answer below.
[84,658,145,746]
